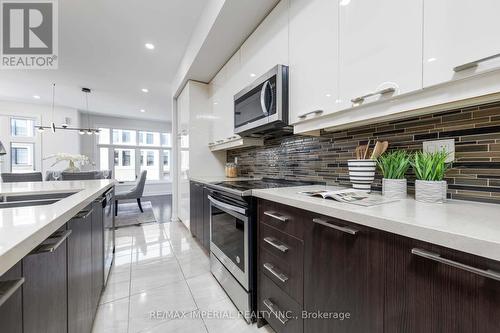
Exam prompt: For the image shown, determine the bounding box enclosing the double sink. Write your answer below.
[0,192,78,209]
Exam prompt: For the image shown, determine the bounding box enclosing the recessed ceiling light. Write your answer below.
[213,102,218,105]
[33,95,40,99]
[145,43,155,50]
[141,88,149,93]
[339,0,351,6]
[427,57,437,62]
[250,73,256,77]
[140,109,146,113]
[325,94,332,97]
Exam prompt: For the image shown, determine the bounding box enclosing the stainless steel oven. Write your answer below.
[208,190,254,322]
[234,64,289,136]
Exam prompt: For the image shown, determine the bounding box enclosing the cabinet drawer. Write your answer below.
[260,223,303,304]
[259,273,303,333]
[259,200,305,240]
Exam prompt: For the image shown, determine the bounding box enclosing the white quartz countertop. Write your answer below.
[252,185,500,262]
[189,176,259,184]
[0,180,115,276]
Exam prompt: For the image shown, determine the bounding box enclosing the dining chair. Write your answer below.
[115,170,147,216]
[1,172,43,183]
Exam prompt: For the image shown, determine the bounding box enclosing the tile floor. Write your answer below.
[92,221,275,333]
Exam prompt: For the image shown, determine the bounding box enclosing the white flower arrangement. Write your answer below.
[44,153,90,171]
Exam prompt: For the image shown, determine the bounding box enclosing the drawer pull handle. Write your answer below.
[30,230,72,255]
[313,218,358,235]
[263,237,289,253]
[298,109,323,119]
[351,87,395,104]
[263,263,288,283]
[74,209,92,220]
[0,278,25,307]
[264,211,288,223]
[263,298,289,325]
[453,52,500,72]
[411,248,500,282]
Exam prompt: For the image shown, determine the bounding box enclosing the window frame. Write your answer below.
[96,126,171,183]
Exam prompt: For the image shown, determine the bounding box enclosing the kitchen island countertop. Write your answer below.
[0,180,115,276]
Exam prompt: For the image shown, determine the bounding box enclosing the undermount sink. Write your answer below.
[0,192,77,209]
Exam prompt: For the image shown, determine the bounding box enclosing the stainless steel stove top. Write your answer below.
[208,178,321,196]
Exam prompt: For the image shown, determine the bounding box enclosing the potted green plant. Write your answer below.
[411,150,450,203]
[377,150,411,199]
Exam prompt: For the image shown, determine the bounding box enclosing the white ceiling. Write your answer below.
[0,0,206,122]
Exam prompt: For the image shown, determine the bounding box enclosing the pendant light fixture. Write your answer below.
[51,83,56,133]
[37,85,100,135]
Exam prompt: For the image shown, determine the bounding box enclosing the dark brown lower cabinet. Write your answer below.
[303,215,384,333]
[385,236,500,333]
[91,198,105,313]
[23,227,69,333]
[68,207,94,333]
[190,181,210,251]
[189,181,203,240]
[0,262,23,333]
[202,187,211,250]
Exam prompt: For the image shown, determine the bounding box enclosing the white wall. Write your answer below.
[0,100,81,175]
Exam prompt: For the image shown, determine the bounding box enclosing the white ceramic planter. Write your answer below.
[415,180,447,203]
[382,178,407,199]
[347,159,377,192]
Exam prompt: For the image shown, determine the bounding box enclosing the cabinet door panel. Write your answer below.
[339,0,423,108]
[385,236,500,332]
[68,211,93,333]
[23,236,68,333]
[0,262,22,333]
[304,216,384,333]
[202,187,211,250]
[289,0,340,124]
[424,0,500,87]
[92,199,105,312]
[240,0,289,88]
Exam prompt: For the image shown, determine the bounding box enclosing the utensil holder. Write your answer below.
[348,159,377,192]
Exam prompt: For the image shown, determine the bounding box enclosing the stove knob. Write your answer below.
[236,256,241,264]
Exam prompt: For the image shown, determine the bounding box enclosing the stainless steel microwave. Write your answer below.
[234,64,289,136]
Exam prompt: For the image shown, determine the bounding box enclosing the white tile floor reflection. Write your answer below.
[92,222,275,333]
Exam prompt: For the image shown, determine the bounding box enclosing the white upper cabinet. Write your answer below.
[240,0,289,88]
[423,0,500,88]
[210,50,241,143]
[289,0,340,125]
[338,0,423,109]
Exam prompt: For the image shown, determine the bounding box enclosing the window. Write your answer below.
[11,143,34,173]
[162,150,170,180]
[113,148,136,181]
[112,129,136,145]
[140,149,159,180]
[11,118,34,137]
[139,131,160,146]
[98,128,110,145]
[99,148,109,171]
[161,133,171,147]
[97,127,171,182]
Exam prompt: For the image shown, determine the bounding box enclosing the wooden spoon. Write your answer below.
[370,141,383,159]
[363,140,371,159]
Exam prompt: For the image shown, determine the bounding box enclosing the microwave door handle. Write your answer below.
[260,81,271,116]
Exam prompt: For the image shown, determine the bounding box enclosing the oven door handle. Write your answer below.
[208,195,247,215]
